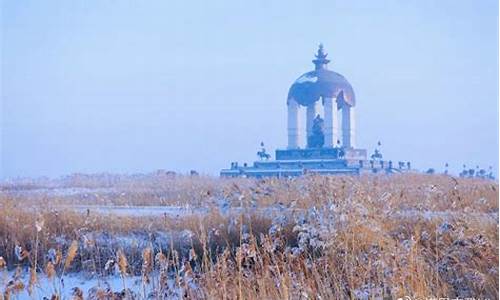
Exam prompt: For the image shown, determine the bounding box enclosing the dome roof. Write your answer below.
[287,45,355,108]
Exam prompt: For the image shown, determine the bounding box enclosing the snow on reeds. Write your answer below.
[0,173,497,299]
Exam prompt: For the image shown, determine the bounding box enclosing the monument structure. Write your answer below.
[221,45,406,177]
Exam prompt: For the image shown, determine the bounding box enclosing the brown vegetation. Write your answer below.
[0,174,497,299]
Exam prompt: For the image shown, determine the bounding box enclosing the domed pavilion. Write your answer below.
[287,44,356,149]
[220,45,404,178]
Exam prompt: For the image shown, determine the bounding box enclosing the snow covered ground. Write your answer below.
[2,270,187,300]
[58,204,499,224]
[63,205,207,217]
[2,271,143,300]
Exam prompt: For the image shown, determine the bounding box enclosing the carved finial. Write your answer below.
[316,44,326,58]
[313,43,330,69]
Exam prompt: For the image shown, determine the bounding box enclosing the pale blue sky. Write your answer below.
[1,0,498,178]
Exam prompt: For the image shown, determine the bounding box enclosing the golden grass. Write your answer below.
[0,173,497,299]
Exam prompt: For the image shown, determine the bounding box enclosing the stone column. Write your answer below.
[342,105,356,148]
[323,97,339,148]
[287,98,300,149]
[306,102,317,144]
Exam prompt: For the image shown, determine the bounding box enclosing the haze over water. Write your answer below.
[2,0,498,178]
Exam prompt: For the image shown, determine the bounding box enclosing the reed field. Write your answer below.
[0,173,497,299]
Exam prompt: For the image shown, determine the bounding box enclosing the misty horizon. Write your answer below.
[2,1,498,179]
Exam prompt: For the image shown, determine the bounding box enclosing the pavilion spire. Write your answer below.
[312,43,330,69]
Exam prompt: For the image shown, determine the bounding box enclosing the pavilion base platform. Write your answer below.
[220,148,407,178]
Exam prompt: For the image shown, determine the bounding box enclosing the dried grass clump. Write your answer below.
[64,241,79,271]
[0,173,497,299]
